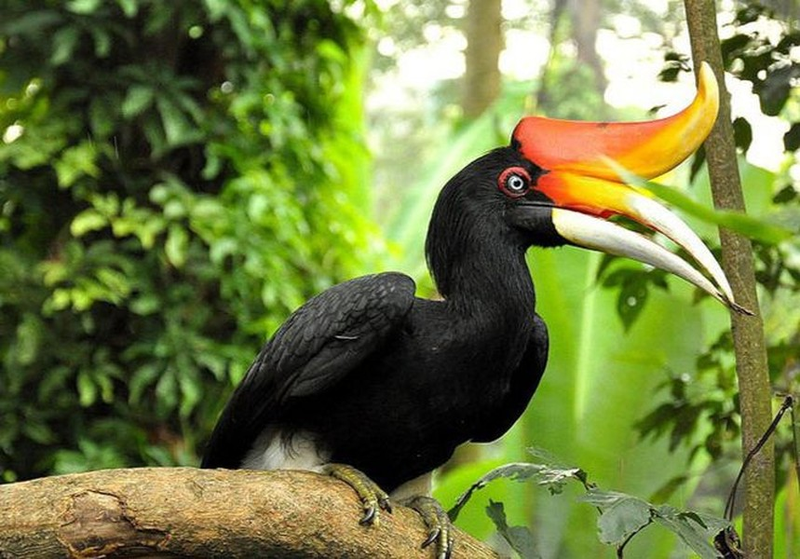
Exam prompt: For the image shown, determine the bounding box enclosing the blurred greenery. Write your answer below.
[0,0,380,480]
[384,3,799,558]
[1,1,798,558]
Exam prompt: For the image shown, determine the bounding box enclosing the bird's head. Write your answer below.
[428,62,744,312]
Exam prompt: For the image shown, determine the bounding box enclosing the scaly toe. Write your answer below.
[403,495,455,559]
[322,463,393,526]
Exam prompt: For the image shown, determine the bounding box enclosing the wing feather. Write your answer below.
[201,272,415,468]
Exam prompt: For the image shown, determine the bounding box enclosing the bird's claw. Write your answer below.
[322,463,393,526]
[421,526,441,548]
[405,495,454,559]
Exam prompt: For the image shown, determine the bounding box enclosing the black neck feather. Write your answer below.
[425,153,535,314]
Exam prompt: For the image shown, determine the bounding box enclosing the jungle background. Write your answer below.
[0,0,797,557]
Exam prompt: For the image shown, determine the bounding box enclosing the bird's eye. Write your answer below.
[498,167,531,198]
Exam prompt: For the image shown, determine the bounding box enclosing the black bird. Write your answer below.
[202,63,742,557]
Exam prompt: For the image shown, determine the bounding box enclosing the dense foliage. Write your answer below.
[0,0,378,481]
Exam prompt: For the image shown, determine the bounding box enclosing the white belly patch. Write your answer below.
[241,428,330,472]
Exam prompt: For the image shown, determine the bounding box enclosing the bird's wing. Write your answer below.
[201,272,416,468]
[256,271,416,400]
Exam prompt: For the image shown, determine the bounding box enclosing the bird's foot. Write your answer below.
[322,463,392,525]
[402,495,454,559]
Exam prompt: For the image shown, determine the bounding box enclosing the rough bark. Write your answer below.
[0,467,503,559]
[462,0,503,118]
[683,2,775,557]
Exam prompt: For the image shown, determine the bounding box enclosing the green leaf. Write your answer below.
[90,26,112,58]
[122,85,154,118]
[595,494,653,545]
[450,463,542,520]
[129,363,161,405]
[653,505,728,559]
[77,370,97,407]
[54,142,100,189]
[22,422,55,445]
[71,209,108,237]
[15,313,43,366]
[485,501,541,559]
[116,0,138,17]
[450,461,586,520]
[155,369,178,413]
[607,160,793,244]
[578,490,729,557]
[67,0,102,14]
[95,267,131,298]
[615,274,649,331]
[165,224,189,268]
[93,370,115,404]
[178,370,201,418]
[156,97,202,149]
[51,27,81,66]
[130,293,160,316]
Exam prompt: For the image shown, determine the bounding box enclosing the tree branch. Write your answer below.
[683,2,775,557]
[0,468,503,559]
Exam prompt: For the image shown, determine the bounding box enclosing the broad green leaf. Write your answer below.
[595,495,652,545]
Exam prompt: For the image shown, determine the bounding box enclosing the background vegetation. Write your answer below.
[1,0,797,557]
[0,0,379,479]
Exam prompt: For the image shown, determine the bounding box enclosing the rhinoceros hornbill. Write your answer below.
[202,63,746,557]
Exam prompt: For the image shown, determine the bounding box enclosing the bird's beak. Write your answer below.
[513,62,744,312]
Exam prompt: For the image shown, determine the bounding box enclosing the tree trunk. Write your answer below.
[462,0,504,118]
[569,0,606,93]
[683,2,775,558]
[0,468,502,559]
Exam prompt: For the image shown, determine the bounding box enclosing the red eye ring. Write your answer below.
[498,167,531,198]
